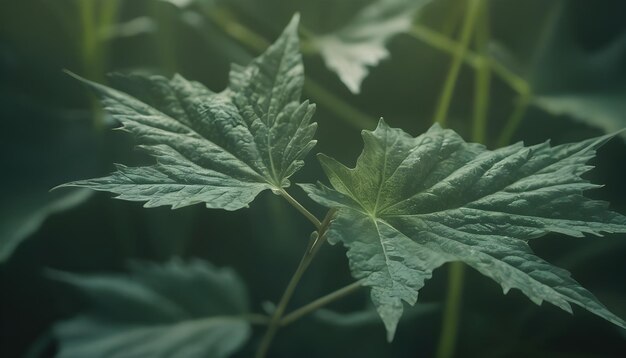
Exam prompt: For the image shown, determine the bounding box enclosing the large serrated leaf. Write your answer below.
[57,14,317,211]
[313,0,431,94]
[301,120,626,341]
[49,258,250,358]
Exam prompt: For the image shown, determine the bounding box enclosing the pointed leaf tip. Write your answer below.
[307,122,626,340]
[59,17,317,211]
[312,0,431,93]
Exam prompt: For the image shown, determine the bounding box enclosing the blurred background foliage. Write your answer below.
[1,0,625,357]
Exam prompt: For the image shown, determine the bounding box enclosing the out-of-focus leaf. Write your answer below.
[0,90,99,263]
[530,20,626,136]
[534,91,626,137]
[0,190,91,262]
[99,17,158,40]
[302,120,626,341]
[313,0,431,94]
[493,2,626,137]
[49,258,250,358]
[158,0,199,8]
[58,15,317,211]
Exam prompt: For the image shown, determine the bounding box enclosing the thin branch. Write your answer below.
[496,91,531,147]
[409,25,529,97]
[471,0,491,144]
[432,0,483,126]
[281,281,363,326]
[435,2,483,358]
[204,6,377,130]
[255,235,316,358]
[307,208,337,257]
[278,189,322,230]
[204,7,269,52]
[304,79,378,129]
[255,209,336,358]
[436,262,466,358]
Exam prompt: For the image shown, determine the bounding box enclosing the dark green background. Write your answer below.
[1,0,625,357]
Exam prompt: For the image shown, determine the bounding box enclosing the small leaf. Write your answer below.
[49,258,251,358]
[313,0,431,93]
[58,14,317,211]
[301,120,626,341]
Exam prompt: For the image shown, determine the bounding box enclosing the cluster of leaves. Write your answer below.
[4,0,626,264]
[48,13,626,356]
[49,259,251,358]
[2,0,626,357]
[60,16,316,211]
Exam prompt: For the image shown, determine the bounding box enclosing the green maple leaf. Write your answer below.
[301,120,626,341]
[313,0,431,94]
[58,14,316,211]
[49,258,251,358]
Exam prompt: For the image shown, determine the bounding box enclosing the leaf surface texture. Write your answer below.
[314,0,431,93]
[301,121,626,340]
[61,15,316,211]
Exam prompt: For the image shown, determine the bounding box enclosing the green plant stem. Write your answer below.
[411,12,534,148]
[496,91,530,147]
[278,189,322,230]
[433,2,484,358]
[298,25,318,54]
[77,0,104,129]
[78,0,97,77]
[432,0,482,126]
[255,235,317,358]
[303,79,378,129]
[492,2,566,148]
[76,0,120,129]
[204,7,269,52]
[472,66,489,142]
[436,262,466,358]
[152,1,178,73]
[203,6,377,129]
[471,0,490,144]
[98,0,120,31]
[255,209,336,358]
[409,25,529,101]
[440,0,465,36]
[280,281,363,326]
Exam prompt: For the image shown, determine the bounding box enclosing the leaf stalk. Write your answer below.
[436,262,466,358]
[255,209,336,358]
[278,189,322,230]
[435,2,484,358]
[280,280,363,327]
[432,0,483,126]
